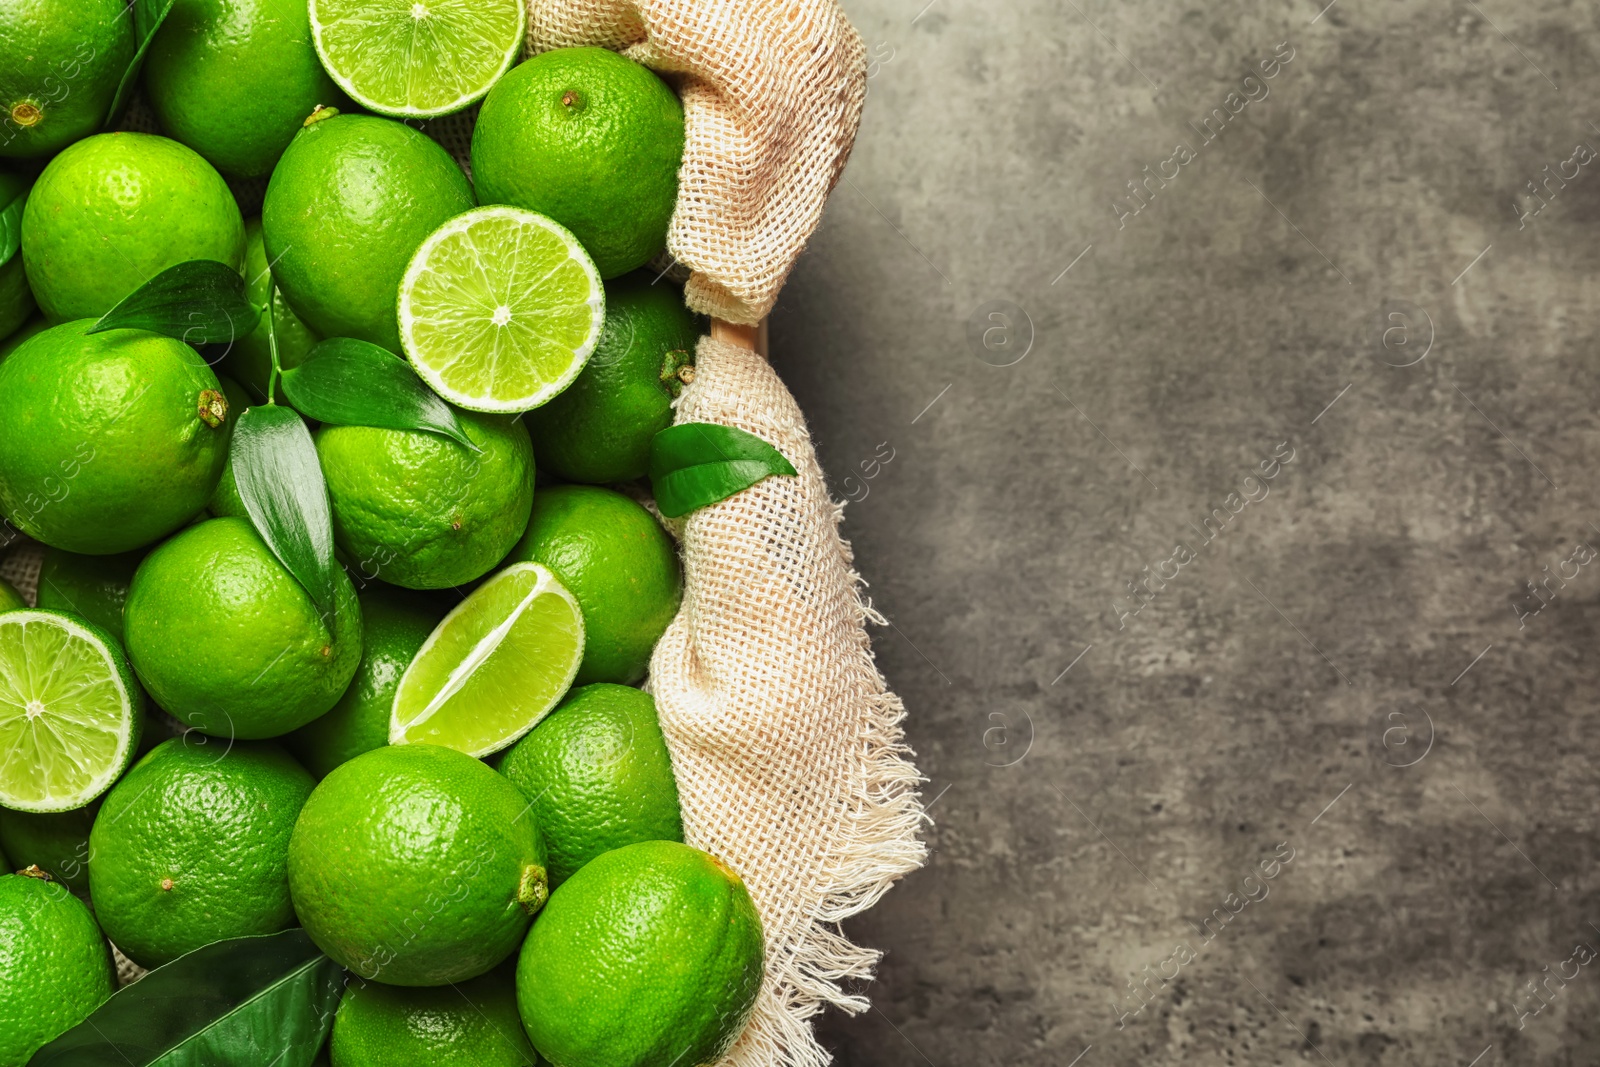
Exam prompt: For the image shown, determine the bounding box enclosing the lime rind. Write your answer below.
[390,562,585,757]
[400,206,605,413]
[0,611,141,813]
[309,0,526,119]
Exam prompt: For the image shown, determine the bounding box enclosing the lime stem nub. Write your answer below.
[10,102,41,128]
[19,865,51,882]
[198,390,228,428]
[518,864,549,915]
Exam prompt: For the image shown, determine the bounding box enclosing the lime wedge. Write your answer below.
[399,206,605,413]
[391,562,584,757]
[309,0,526,118]
[0,611,142,812]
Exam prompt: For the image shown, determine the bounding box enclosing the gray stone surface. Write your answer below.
[772,0,1600,1063]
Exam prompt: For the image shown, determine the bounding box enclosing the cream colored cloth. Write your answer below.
[524,0,867,325]
[651,336,924,1067]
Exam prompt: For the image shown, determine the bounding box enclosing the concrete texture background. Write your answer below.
[768,0,1600,1063]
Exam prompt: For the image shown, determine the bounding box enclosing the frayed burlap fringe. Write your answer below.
[524,0,867,325]
[650,337,926,1067]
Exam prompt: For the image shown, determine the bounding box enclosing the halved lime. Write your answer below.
[391,562,584,757]
[0,611,142,812]
[399,206,605,413]
[309,0,526,119]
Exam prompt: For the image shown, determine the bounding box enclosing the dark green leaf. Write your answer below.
[648,423,797,518]
[104,0,178,127]
[88,260,259,346]
[28,929,343,1067]
[280,338,479,452]
[231,405,338,622]
[0,174,29,268]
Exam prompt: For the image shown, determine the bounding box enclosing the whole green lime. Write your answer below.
[0,577,24,613]
[317,412,534,590]
[524,272,697,484]
[263,112,475,353]
[505,485,680,685]
[0,0,135,160]
[288,744,548,986]
[219,219,320,402]
[144,0,343,178]
[287,584,441,778]
[36,546,144,640]
[89,738,314,967]
[123,517,363,739]
[0,870,112,1064]
[331,968,539,1066]
[498,684,681,887]
[21,133,245,320]
[472,47,684,279]
[0,315,47,361]
[0,321,231,554]
[516,841,763,1067]
[0,805,95,894]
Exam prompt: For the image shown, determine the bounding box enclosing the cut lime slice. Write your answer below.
[309,0,525,119]
[0,611,142,812]
[391,562,584,757]
[399,206,605,413]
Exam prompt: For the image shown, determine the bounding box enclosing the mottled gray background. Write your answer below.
[768,0,1600,1063]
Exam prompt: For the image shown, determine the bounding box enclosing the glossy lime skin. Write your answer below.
[36,546,143,641]
[498,684,681,887]
[219,219,320,402]
[124,517,364,739]
[317,412,534,590]
[0,321,230,554]
[0,872,112,1063]
[330,968,539,1066]
[0,0,135,160]
[145,0,343,178]
[263,113,475,353]
[21,133,245,320]
[0,578,24,613]
[288,744,547,986]
[90,738,315,967]
[472,48,684,279]
[0,805,96,894]
[287,583,441,778]
[525,272,698,484]
[516,841,764,1067]
[505,485,681,685]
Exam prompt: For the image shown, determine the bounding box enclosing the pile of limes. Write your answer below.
[0,2,763,1065]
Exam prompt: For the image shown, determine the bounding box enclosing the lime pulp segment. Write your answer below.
[0,612,138,812]
[399,206,605,413]
[309,0,526,118]
[391,563,584,757]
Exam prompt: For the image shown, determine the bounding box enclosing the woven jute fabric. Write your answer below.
[651,337,925,1067]
[523,0,868,325]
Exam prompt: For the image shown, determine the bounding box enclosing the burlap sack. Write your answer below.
[520,7,926,1063]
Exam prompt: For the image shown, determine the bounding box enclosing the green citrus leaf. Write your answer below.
[280,338,480,452]
[0,173,29,269]
[231,405,339,623]
[104,0,179,128]
[28,929,342,1067]
[87,260,259,346]
[648,423,797,518]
